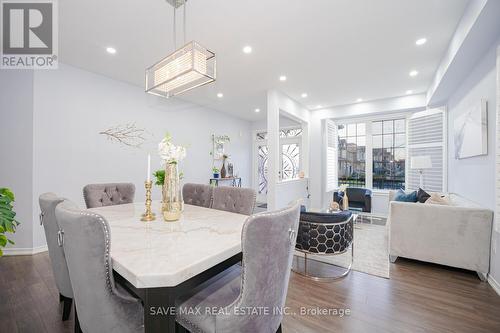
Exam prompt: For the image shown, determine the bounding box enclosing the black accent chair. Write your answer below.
[293,210,354,280]
[334,187,372,212]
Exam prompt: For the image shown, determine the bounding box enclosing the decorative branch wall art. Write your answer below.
[99,123,149,148]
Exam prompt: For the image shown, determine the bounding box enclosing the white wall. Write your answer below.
[447,38,499,286]
[447,42,497,210]
[275,179,309,209]
[0,71,35,251]
[4,63,252,251]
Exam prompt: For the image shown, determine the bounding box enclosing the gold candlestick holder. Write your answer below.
[141,180,156,222]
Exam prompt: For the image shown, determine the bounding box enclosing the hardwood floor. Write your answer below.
[1,253,499,333]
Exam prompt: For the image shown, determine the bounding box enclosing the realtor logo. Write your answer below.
[1,0,58,69]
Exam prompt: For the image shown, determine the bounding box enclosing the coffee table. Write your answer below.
[347,209,387,226]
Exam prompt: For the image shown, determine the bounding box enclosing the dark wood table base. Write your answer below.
[114,252,243,333]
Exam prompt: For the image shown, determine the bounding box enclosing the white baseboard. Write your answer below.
[489,275,500,296]
[2,245,48,256]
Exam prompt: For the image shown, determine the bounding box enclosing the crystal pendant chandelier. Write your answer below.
[145,0,216,98]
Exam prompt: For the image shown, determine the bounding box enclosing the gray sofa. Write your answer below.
[388,191,493,280]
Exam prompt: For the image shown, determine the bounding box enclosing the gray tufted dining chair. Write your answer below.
[183,183,213,208]
[211,186,256,215]
[39,193,73,321]
[83,183,135,209]
[55,200,144,333]
[176,202,301,333]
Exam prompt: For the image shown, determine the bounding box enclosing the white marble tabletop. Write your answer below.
[89,201,248,289]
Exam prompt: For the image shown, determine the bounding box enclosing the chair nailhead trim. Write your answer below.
[79,211,113,294]
[221,204,298,317]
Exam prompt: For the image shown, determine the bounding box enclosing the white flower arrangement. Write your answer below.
[158,134,187,164]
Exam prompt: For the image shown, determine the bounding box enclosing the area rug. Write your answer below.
[294,222,390,279]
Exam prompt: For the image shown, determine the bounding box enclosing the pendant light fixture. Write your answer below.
[145,0,216,98]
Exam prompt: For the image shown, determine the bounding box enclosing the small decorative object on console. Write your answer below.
[220,154,228,178]
[212,167,220,179]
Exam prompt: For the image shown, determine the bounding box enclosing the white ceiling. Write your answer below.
[59,0,469,121]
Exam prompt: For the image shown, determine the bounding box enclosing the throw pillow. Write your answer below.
[394,189,418,202]
[425,193,450,205]
[417,188,431,203]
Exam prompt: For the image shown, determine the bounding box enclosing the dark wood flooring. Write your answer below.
[1,253,500,333]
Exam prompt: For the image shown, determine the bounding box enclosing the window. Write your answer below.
[281,143,300,180]
[257,144,268,194]
[337,123,366,187]
[255,128,302,140]
[335,118,407,190]
[372,119,406,189]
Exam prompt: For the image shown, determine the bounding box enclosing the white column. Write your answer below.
[301,121,310,177]
[267,90,280,210]
[308,114,324,209]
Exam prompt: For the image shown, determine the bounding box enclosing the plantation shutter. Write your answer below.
[407,108,446,192]
[325,119,338,192]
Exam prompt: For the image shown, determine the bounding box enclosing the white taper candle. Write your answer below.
[147,154,151,182]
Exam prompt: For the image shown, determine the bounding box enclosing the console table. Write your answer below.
[209,177,242,187]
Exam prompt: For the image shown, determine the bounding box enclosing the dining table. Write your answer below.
[89,200,248,333]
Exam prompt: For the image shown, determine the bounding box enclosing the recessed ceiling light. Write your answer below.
[254,108,260,113]
[243,45,252,54]
[316,105,323,108]
[415,38,427,46]
[301,93,308,98]
[409,70,419,77]
[217,92,223,98]
[279,75,287,82]
[106,47,117,54]
[356,98,363,102]
[406,90,413,95]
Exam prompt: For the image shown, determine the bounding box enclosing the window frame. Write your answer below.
[372,119,407,190]
[335,113,410,191]
[337,122,367,188]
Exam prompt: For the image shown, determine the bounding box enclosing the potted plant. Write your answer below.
[212,167,220,178]
[0,188,20,256]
